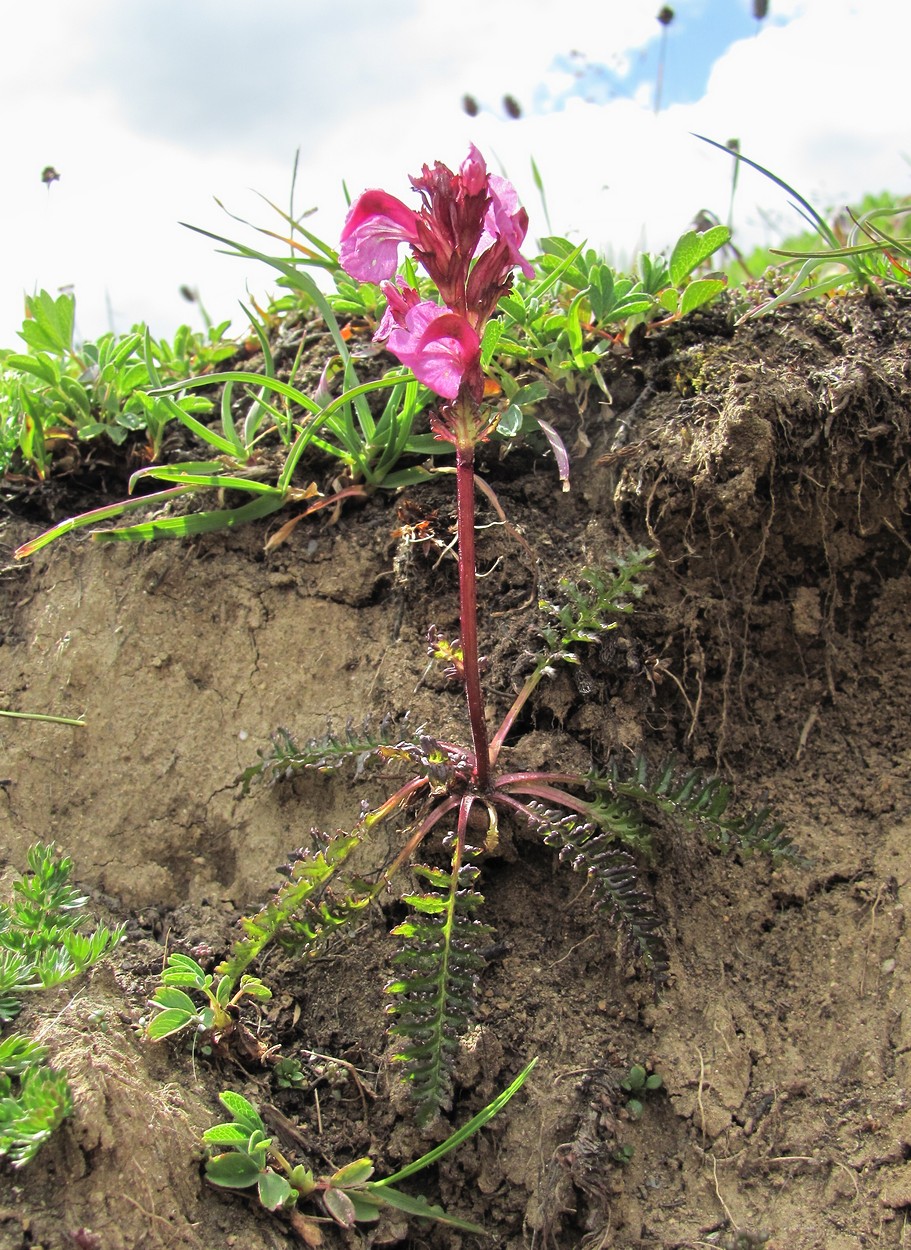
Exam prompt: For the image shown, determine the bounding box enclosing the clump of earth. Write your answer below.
[0,286,909,1250]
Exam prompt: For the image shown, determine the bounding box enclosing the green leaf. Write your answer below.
[145,1008,197,1041]
[201,1123,251,1145]
[205,1151,263,1189]
[289,1163,315,1196]
[20,292,75,356]
[258,1169,293,1211]
[218,1090,264,1133]
[480,318,503,368]
[679,277,727,318]
[13,486,199,559]
[375,1058,537,1188]
[323,1185,357,1227]
[329,1157,374,1187]
[150,987,198,1014]
[0,1035,47,1076]
[497,404,523,438]
[669,225,731,286]
[92,492,288,543]
[625,1064,647,1091]
[347,1191,383,1222]
[237,975,272,1001]
[367,1184,486,1234]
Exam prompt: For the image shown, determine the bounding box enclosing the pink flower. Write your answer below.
[376,289,481,401]
[480,176,534,280]
[375,277,422,340]
[339,190,419,283]
[341,149,532,350]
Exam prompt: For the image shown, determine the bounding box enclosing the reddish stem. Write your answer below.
[488,665,549,765]
[455,440,491,789]
[496,771,584,790]
[496,782,594,818]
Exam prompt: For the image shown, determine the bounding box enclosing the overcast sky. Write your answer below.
[3,0,908,349]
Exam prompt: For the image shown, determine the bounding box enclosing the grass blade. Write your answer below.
[371,1058,537,1188]
[14,488,197,559]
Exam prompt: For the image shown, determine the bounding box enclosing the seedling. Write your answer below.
[621,1063,664,1121]
[0,291,231,478]
[203,1060,535,1239]
[145,952,271,1047]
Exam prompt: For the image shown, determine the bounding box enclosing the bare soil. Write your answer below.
[0,288,909,1250]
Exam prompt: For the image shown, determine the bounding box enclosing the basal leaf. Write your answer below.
[323,1185,357,1227]
[679,277,727,318]
[258,1169,293,1211]
[205,1151,263,1189]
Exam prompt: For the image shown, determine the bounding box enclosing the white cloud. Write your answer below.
[0,0,907,350]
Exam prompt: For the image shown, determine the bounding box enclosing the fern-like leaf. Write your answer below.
[595,755,797,862]
[239,715,413,792]
[217,832,373,981]
[526,804,668,979]
[386,859,492,1125]
[537,550,655,658]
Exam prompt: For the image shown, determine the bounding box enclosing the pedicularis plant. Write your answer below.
[235,147,792,1125]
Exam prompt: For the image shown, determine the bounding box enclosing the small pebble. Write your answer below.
[882,958,897,974]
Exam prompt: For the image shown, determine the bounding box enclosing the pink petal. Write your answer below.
[339,190,419,283]
[479,176,534,278]
[385,304,480,400]
[459,144,488,196]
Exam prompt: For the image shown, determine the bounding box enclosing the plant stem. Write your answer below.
[488,662,550,765]
[455,441,491,789]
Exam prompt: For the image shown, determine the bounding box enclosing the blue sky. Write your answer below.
[547,0,767,110]
[1,0,907,349]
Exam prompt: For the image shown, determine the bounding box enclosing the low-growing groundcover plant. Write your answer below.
[200,1063,534,1243]
[0,843,124,1165]
[229,146,793,1127]
[0,289,233,479]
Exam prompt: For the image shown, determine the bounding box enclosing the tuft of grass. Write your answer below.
[698,135,911,318]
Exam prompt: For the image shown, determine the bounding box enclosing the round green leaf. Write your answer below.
[258,1170,293,1211]
[205,1151,262,1189]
